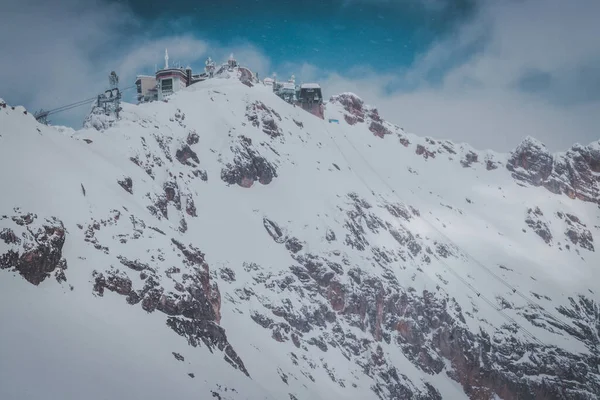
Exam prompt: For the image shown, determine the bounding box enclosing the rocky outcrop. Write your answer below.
[507,137,553,185]
[461,151,478,168]
[186,130,199,145]
[416,144,435,160]
[525,207,553,244]
[330,93,366,125]
[557,212,595,252]
[167,317,249,376]
[508,137,600,204]
[235,193,600,399]
[176,144,200,166]
[221,135,278,187]
[74,206,247,378]
[118,176,133,194]
[369,121,392,138]
[0,211,68,285]
[245,101,282,138]
[330,93,395,138]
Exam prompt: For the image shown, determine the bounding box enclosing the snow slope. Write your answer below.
[0,78,599,400]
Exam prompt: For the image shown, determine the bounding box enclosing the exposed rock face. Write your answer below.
[508,137,600,204]
[167,317,249,376]
[185,193,197,217]
[81,206,246,377]
[0,211,68,285]
[245,101,283,138]
[507,137,553,185]
[330,93,366,125]
[557,212,595,252]
[330,93,394,138]
[118,176,133,194]
[245,205,600,399]
[416,144,435,160]
[176,144,200,166]
[461,151,478,168]
[525,207,553,244]
[369,121,392,138]
[187,130,200,145]
[221,135,278,187]
[4,89,600,400]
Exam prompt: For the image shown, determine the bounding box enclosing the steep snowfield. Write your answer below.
[0,79,599,400]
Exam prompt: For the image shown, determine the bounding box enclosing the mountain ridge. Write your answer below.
[1,78,599,400]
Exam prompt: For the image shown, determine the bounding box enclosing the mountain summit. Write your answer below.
[1,76,599,400]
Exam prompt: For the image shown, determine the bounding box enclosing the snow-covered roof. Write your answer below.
[281,82,296,90]
[301,83,321,89]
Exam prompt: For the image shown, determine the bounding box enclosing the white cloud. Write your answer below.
[1,0,597,152]
[303,0,600,152]
[0,0,210,127]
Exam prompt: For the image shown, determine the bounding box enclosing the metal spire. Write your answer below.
[165,48,169,69]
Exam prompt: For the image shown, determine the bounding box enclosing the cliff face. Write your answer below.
[507,136,600,204]
[1,84,599,400]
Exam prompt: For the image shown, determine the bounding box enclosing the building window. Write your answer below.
[162,78,173,92]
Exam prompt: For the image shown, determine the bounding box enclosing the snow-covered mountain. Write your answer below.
[1,76,599,400]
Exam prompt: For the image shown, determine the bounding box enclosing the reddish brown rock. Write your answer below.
[0,214,68,285]
[416,144,435,159]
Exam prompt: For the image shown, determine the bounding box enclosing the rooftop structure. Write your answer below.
[135,49,210,103]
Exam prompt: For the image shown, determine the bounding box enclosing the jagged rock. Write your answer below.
[221,136,277,187]
[93,270,133,297]
[166,317,249,377]
[118,177,133,194]
[563,213,595,251]
[507,137,553,185]
[441,141,457,155]
[187,130,199,145]
[219,267,236,282]
[508,138,600,205]
[0,228,19,244]
[148,194,168,220]
[369,121,392,138]
[525,207,553,244]
[185,194,197,217]
[117,256,150,271]
[263,218,285,243]
[0,213,68,285]
[245,101,282,138]
[192,169,208,181]
[176,144,200,166]
[330,93,366,124]
[385,203,412,221]
[325,229,336,242]
[399,137,410,147]
[416,144,435,159]
[285,237,304,253]
[163,181,181,210]
[461,151,478,168]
